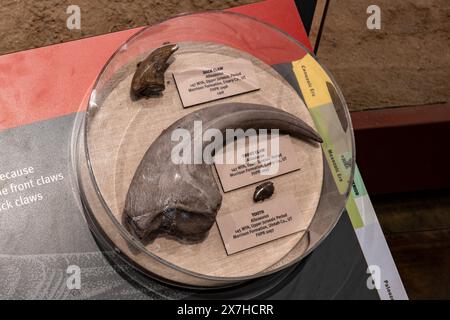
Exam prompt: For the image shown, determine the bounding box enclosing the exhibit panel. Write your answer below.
[0,0,406,299]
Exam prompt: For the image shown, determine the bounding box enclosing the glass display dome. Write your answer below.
[72,11,355,289]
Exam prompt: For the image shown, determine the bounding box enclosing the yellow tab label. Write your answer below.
[292,54,333,109]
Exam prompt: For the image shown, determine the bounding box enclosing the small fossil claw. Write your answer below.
[130,44,178,100]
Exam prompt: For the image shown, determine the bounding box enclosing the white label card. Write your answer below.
[172,58,260,107]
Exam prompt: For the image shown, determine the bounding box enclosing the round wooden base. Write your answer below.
[86,42,323,283]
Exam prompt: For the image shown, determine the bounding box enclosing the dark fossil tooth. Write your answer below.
[253,181,275,202]
[130,44,178,100]
[123,103,322,243]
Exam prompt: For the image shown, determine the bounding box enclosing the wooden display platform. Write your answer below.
[87,42,323,279]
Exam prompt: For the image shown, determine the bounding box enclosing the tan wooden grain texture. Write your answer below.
[87,42,323,278]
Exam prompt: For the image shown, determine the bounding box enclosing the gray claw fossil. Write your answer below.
[123,103,322,243]
[130,44,178,100]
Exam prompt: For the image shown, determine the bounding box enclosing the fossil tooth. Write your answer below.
[130,44,178,100]
[123,103,322,243]
[253,181,275,202]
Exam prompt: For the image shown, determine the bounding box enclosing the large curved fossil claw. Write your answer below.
[123,103,322,243]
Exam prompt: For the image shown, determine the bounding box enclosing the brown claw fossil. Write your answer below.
[130,44,178,100]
